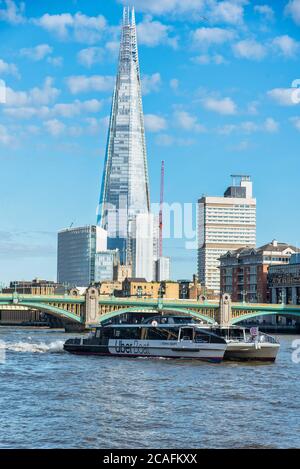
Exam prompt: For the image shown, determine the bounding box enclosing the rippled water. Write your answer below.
[0,327,299,449]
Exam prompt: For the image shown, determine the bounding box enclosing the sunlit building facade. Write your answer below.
[198,176,256,293]
[97,7,150,264]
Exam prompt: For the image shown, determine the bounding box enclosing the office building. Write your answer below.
[95,250,119,282]
[155,257,170,281]
[97,7,150,264]
[198,175,256,293]
[57,225,107,287]
[132,213,154,282]
[268,253,300,304]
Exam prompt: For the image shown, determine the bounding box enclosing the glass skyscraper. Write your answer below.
[57,225,107,287]
[97,6,150,264]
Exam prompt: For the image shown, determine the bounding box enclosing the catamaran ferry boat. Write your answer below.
[142,315,280,362]
[63,321,227,363]
[213,325,280,362]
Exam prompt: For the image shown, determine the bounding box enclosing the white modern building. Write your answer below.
[155,257,171,281]
[197,175,256,293]
[132,213,154,282]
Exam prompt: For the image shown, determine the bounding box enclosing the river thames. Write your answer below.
[0,327,299,449]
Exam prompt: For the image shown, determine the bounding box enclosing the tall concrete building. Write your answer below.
[198,175,256,293]
[97,7,150,264]
[155,257,170,281]
[132,213,154,282]
[57,225,107,287]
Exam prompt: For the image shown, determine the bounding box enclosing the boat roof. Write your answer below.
[98,323,223,331]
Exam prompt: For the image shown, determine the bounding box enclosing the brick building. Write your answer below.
[220,240,299,303]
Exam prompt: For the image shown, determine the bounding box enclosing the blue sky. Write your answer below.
[0,0,300,284]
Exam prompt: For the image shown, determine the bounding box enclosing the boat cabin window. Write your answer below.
[145,327,176,340]
[95,328,102,338]
[113,327,141,340]
[179,327,194,341]
[173,317,194,324]
[102,328,114,340]
[194,331,210,343]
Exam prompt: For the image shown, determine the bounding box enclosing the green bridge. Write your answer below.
[1,286,300,330]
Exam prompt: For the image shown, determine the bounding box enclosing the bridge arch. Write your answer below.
[231,310,300,325]
[0,300,82,324]
[98,306,216,324]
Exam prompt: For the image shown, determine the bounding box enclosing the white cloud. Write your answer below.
[137,15,177,48]
[254,5,274,21]
[233,39,266,60]
[53,99,102,117]
[118,0,246,24]
[285,0,300,25]
[230,140,250,151]
[47,56,63,67]
[267,87,298,106]
[208,0,246,25]
[192,27,235,47]
[4,99,102,120]
[66,75,114,94]
[33,12,107,44]
[117,0,205,16]
[44,119,65,136]
[290,116,300,131]
[155,133,196,146]
[218,117,279,134]
[272,35,300,58]
[247,100,259,115]
[0,0,25,24]
[170,78,179,90]
[264,117,279,133]
[5,77,60,107]
[202,96,237,114]
[4,107,49,119]
[20,44,53,61]
[174,110,205,132]
[77,47,104,67]
[105,41,119,54]
[142,73,161,94]
[0,58,19,76]
[0,124,12,145]
[192,53,226,64]
[144,114,167,132]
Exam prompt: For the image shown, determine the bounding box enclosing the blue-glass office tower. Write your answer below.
[97,6,150,264]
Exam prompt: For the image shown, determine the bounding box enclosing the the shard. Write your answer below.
[97,6,150,264]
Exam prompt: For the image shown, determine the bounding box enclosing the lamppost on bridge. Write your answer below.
[241,289,248,304]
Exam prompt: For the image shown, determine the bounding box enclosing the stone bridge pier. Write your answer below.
[84,286,100,326]
[216,293,232,326]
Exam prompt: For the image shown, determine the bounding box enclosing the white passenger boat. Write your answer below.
[220,327,280,362]
[64,321,227,363]
[142,316,280,362]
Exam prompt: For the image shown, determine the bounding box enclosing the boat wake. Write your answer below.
[0,340,65,354]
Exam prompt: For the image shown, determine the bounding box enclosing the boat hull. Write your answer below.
[224,342,280,362]
[64,339,226,363]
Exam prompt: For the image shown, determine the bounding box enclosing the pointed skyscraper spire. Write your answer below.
[131,6,136,26]
[123,5,130,26]
[97,6,150,264]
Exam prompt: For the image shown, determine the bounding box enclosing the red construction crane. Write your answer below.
[159,160,164,258]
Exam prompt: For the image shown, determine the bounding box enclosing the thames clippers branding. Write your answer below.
[109,340,150,356]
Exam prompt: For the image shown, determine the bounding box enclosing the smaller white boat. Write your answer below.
[143,316,280,362]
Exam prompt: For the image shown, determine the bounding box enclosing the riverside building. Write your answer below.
[198,175,256,293]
